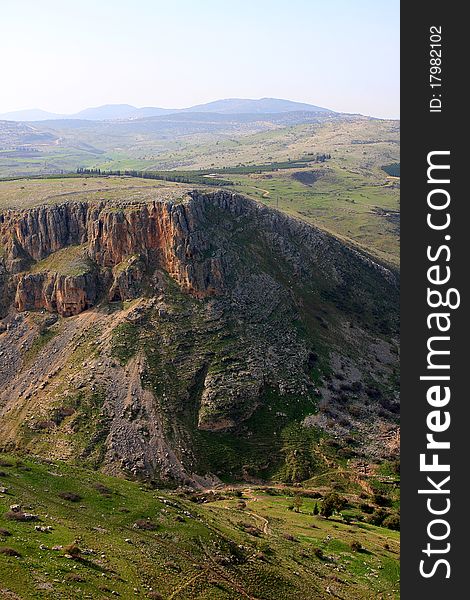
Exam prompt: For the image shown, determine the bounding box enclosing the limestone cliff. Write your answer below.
[14,270,100,317]
[0,191,399,485]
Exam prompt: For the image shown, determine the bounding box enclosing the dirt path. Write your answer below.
[213,489,271,536]
[243,489,271,534]
[247,185,270,198]
[248,510,270,534]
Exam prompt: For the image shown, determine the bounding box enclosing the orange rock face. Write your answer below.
[0,193,230,316]
[14,271,99,317]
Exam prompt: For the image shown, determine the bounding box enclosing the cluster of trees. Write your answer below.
[289,490,400,530]
[74,154,331,187]
[75,168,232,187]
[315,492,346,518]
[211,155,331,175]
[311,153,331,162]
[290,491,345,517]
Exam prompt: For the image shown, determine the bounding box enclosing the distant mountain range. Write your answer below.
[0,98,334,122]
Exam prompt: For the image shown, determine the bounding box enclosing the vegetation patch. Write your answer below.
[31,244,93,277]
[110,321,140,364]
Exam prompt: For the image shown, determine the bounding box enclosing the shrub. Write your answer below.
[366,386,382,399]
[238,522,261,537]
[313,503,319,515]
[92,483,112,497]
[382,514,400,531]
[373,494,391,507]
[350,541,362,552]
[65,573,85,582]
[148,593,164,600]
[134,519,158,531]
[4,511,38,522]
[258,541,274,555]
[58,491,82,502]
[0,546,21,557]
[0,528,11,536]
[51,406,75,425]
[367,508,388,526]
[34,420,56,430]
[360,502,374,514]
[293,494,303,513]
[351,381,363,392]
[63,544,82,558]
[324,438,341,449]
[313,547,324,559]
[348,404,363,417]
[282,533,298,542]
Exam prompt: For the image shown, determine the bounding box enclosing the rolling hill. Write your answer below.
[0,98,335,122]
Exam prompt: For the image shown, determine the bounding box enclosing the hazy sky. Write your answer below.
[0,0,399,118]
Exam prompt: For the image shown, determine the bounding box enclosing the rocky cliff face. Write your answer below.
[0,196,226,304]
[0,191,399,485]
[14,270,100,317]
[1,192,395,314]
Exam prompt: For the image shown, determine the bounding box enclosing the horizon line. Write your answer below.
[0,97,400,121]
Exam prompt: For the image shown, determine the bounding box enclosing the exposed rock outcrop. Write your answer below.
[14,270,100,317]
[0,191,399,484]
[0,191,397,318]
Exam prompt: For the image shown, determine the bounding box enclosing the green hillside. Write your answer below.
[0,454,399,599]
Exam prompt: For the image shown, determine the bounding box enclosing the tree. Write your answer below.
[320,497,334,519]
[320,492,346,519]
[293,494,303,513]
[313,502,319,516]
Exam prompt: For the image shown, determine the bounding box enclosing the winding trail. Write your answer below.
[247,185,270,198]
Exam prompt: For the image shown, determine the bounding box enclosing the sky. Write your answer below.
[0,0,399,119]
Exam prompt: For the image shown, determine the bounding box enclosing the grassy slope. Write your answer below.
[144,119,399,171]
[226,163,399,267]
[0,454,399,600]
[31,245,91,277]
[0,177,191,211]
